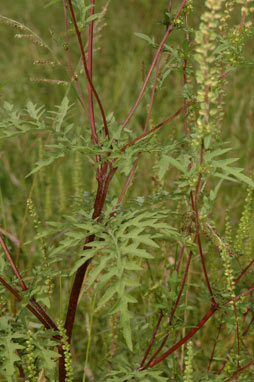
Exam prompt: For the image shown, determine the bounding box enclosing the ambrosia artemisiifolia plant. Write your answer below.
[0,0,254,381]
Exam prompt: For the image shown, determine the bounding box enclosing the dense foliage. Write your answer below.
[0,0,254,381]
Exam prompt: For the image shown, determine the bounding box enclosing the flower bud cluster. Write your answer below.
[24,329,37,381]
[73,134,83,206]
[219,243,235,304]
[184,0,194,14]
[27,198,53,295]
[184,341,193,382]
[58,320,74,382]
[225,210,233,246]
[234,187,254,259]
[0,296,7,316]
[219,0,235,31]
[193,0,225,149]
[57,170,67,212]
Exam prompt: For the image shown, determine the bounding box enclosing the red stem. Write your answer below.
[234,258,254,285]
[196,233,215,303]
[208,319,222,371]
[0,235,58,330]
[141,251,193,370]
[116,47,167,207]
[67,0,109,137]
[121,0,189,130]
[88,0,97,145]
[168,0,173,13]
[144,51,162,133]
[120,98,196,153]
[0,227,20,247]
[169,251,193,325]
[144,333,169,369]
[64,164,116,342]
[224,361,254,382]
[224,287,254,306]
[142,303,219,369]
[116,155,140,207]
[62,0,90,121]
[0,276,59,335]
[0,235,27,291]
[176,221,193,272]
[139,311,164,368]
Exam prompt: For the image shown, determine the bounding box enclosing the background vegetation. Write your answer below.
[0,0,254,381]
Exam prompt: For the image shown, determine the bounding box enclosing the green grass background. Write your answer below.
[0,1,254,379]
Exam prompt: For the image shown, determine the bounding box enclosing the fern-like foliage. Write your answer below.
[46,205,180,351]
[0,317,25,382]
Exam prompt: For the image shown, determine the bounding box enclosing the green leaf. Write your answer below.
[44,0,59,7]
[97,281,120,308]
[86,256,112,289]
[134,32,155,45]
[26,152,65,177]
[3,101,13,112]
[119,300,133,351]
[209,179,223,201]
[70,252,95,275]
[167,156,187,174]
[220,164,254,187]
[26,101,45,121]
[0,325,24,380]
[86,13,101,23]
[133,234,159,248]
[48,96,71,132]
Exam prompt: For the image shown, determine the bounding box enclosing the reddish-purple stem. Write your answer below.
[234,258,254,285]
[168,0,173,13]
[0,235,27,291]
[139,311,164,368]
[208,320,222,371]
[116,48,166,207]
[169,251,193,325]
[116,155,140,207]
[0,276,59,334]
[140,251,193,370]
[64,163,116,343]
[243,315,254,336]
[0,235,58,331]
[224,361,254,382]
[88,0,97,145]
[239,0,248,33]
[16,350,26,380]
[120,98,196,153]
[144,333,170,369]
[0,227,20,246]
[115,97,196,207]
[62,0,90,121]
[141,303,219,369]
[144,51,162,132]
[176,221,193,272]
[196,233,215,303]
[190,191,215,303]
[224,287,254,306]
[121,0,189,130]
[217,343,234,375]
[67,0,109,137]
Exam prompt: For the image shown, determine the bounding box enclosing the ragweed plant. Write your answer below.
[183,341,193,382]
[24,330,37,382]
[0,0,254,381]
